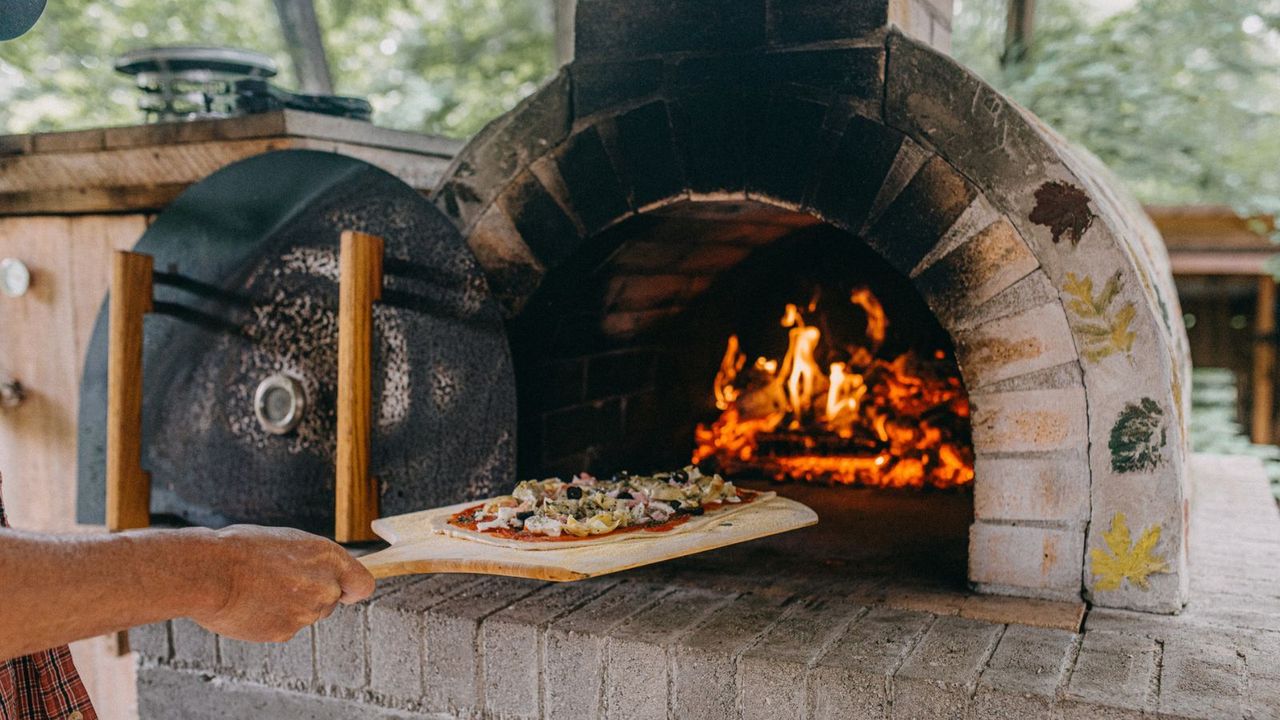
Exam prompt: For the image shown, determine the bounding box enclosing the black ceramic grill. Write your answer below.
[76,150,515,535]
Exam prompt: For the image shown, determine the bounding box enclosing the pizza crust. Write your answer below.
[431,490,776,551]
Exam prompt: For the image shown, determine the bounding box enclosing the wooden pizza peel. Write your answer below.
[356,496,817,581]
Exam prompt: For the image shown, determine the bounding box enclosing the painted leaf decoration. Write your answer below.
[1109,397,1166,473]
[1063,271,1138,363]
[1090,513,1168,591]
[1030,181,1095,245]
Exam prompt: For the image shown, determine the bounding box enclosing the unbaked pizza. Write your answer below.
[433,466,774,549]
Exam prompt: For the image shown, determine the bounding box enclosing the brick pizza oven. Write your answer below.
[107,1,1280,718]
[435,0,1193,615]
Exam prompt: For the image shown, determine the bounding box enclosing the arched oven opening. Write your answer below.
[508,199,975,586]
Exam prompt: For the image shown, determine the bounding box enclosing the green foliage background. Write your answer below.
[0,0,555,138]
[953,0,1280,219]
[2,0,1279,218]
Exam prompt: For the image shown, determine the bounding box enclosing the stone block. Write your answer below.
[809,114,903,233]
[541,399,624,460]
[761,48,886,103]
[810,607,933,719]
[422,576,546,715]
[883,585,965,616]
[959,594,1085,632]
[314,602,366,691]
[464,203,545,317]
[130,621,172,662]
[544,583,672,720]
[171,618,218,668]
[973,452,1090,524]
[604,587,731,720]
[436,71,572,231]
[496,169,584,269]
[671,594,790,720]
[137,666,436,720]
[740,596,864,720]
[585,351,656,400]
[612,101,685,210]
[575,0,766,61]
[954,270,1060,332]
[968,387,1088,454]
[863,154,977,275]
[883,32,1059,249]
[219,627,313,685]
[368,575,485,700]
[747,96,831,207]
[668,92,754,195]
[602,274,711,314]
[606,240,696,273]
[766,0,889,45]
[481,578,618,720]
[973,624,1075,718]
[1061,631,1158,717]
[1158,632,1245,718]
[913,218,1038,329]
[892,615,1005,720]
[572,60,665,119]
[954,302,1077,390]
[554,126,631,234]
[969,522,1085,593]
[517,358,585,412]
[673,242,756,273]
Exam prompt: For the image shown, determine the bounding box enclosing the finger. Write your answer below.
[316,601,338,621]
[337,552,376,604]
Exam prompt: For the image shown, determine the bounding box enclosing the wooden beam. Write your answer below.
[1253,276,1276,444]
[1002,0,1036,66]
[554,0,576,66]
[106,251,153,533]
[272,0,334,95]
[335,231,383,542]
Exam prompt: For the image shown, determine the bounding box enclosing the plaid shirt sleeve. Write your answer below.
[0,473,98,720]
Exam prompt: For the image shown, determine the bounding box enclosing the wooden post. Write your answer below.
[271,0,334,95]
[1252,276,1276,444]
[106,251,153,532]
[1002,0,1036,66]
[335,231,383,542]
[105,250,153,656]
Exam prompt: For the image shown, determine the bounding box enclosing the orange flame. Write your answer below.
[693,288,973,489]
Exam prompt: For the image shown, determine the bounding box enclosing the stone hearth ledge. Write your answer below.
[133,454,1279,719]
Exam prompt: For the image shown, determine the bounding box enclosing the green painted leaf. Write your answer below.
[1110,397,1167,473]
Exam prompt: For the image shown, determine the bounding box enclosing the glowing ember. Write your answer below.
[692,288,973,489]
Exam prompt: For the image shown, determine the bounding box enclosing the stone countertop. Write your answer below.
[132,453,1280,719]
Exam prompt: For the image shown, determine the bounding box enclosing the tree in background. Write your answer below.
[0,0,555,138]
[953,0,1280,222]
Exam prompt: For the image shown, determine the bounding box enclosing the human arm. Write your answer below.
[0,524,374,661]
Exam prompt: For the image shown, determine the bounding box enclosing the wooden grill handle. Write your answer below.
[106,251,153,533]
[335,231,383,543]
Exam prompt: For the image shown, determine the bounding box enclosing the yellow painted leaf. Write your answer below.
[1090,513,1169,591]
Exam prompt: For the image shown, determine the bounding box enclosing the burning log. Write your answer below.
[693,287,973,490]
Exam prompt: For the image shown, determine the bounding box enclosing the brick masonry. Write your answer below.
[429,3,1193,613]
[135,455,1279,720]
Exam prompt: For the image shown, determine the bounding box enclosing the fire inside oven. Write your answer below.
[692,283,971,489]
[511,201,975,497]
